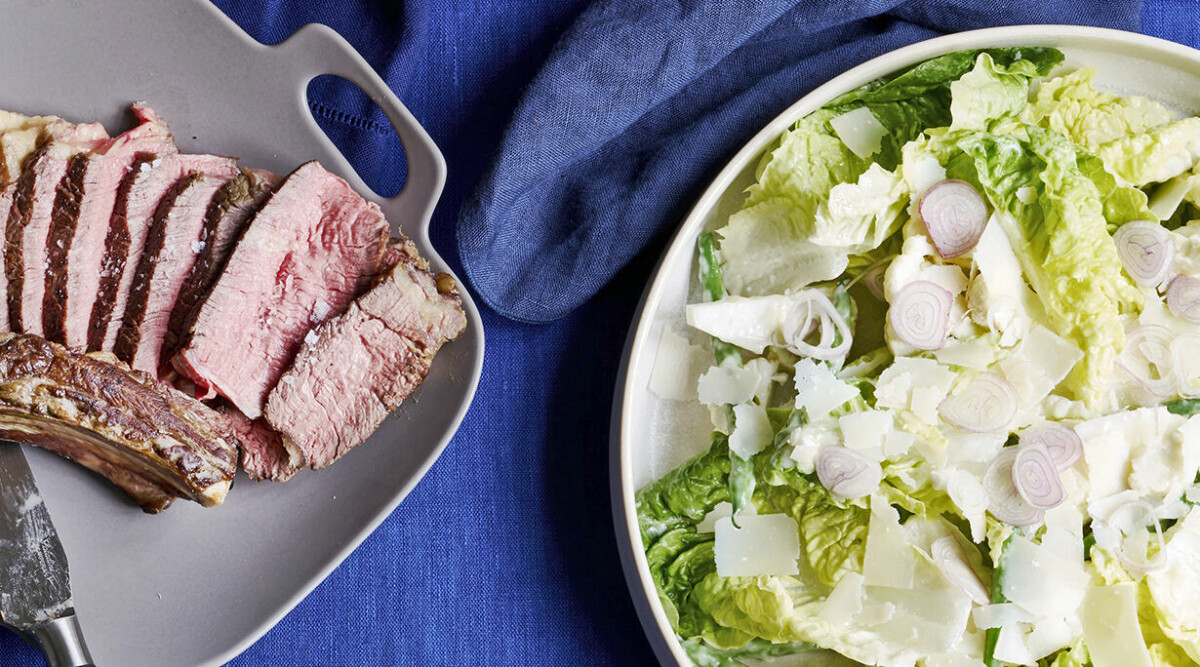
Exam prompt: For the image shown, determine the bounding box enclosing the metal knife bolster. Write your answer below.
[0,443,94,665]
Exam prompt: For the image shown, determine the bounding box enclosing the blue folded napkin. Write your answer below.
[458,0,1141,323]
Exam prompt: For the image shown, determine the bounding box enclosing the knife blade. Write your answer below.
[0,442,93,667]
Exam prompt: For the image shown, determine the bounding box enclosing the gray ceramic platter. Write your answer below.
[612,26,1200,666]
[0,1,484,665]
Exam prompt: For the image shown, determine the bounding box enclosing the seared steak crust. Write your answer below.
[164,169,277,362]
[5,124,108,335]
[42,153,88,343]
[0,334,238,512]
[89,153,153,351]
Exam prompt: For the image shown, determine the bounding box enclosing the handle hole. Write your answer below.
[306,75,408,198]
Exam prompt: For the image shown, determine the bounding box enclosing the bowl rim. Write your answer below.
[609,23,1200,666]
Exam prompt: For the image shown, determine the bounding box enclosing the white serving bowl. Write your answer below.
[611,25,1200,666]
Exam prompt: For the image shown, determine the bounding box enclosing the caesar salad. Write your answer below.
[637,47,1200,667]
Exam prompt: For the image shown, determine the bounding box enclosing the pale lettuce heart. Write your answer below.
[949,52,1037,132]
[1026,67,1174,149]
[1026,67,1200,187]
[808,163,908,253]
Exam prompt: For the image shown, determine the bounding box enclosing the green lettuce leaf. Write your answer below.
[693,574,826,645]
[949,52,1042,132]
[958,126,1140,406]
[1045,638,1090,667]
[1027,67,1174,149]
[716,109,864,296]
[1026,67,1200,186]
[878,456,961,519]
[828,47,1063,167]
[1078,151,1157,231]
[681,637,818,667]
[717,47,1063,296]
[636,432,732,545]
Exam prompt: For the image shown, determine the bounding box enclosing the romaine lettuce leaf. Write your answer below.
[1027,68,1174,150]
[828,47,1062,167]
[636,432,732,545]
[949,52,1040,132]
[681,637,817,667]
[958,126,1140,407]
[1026,67,1200,186]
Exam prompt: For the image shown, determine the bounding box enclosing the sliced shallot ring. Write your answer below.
[863,262,890,302]
[931,535,990,605]
[919,179,989,258]
[1168,275,1200,324]
[1107,500,1167,573]
[983,448,1044,527]
[815,446,882,501]
[1117,324,1177,399]
[1012,442,1066,510]
[1113,221,1174,287]
[889,280,953,351]
[1019,423,1082,471]
[938,372,1018,433]
[783,290,852,360]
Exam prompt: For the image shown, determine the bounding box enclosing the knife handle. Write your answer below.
[32,614,94,667]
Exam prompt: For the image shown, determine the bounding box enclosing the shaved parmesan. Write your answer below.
[1077,407,1189,504]
[830,106,886,159]
[883,429,917,458]
[696,501,732,533]
[839,410,893,461]
[730,403,772,458]
[993,624,1037,666]
[1081,583,1154,667]
[714,514,800,577]
[1001,536,1088,620]
[794,359,859,418]
[934,337,996,370]
[819,571,864,628]
[697,365,760,406]
[998,324,1083,417]
[875,357,956,425]
[972,602,1035,629]
[863,496,916,588]
[685,295,790,354]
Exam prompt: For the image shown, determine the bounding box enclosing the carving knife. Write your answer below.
[0,442,93,666]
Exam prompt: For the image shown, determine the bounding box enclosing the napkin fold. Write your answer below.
[458,0,1141,323]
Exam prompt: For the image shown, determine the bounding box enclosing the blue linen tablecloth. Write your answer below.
[2,1,1199,665]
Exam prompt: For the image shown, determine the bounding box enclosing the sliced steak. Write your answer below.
[5,122,108,334]
[264,258,466,469]
[0,112,59,187]
[173,161,389,417]
[218,404,301,482]
[114,164,238,373]
[163,168,278,361]
[0,189,12,332]
[44,104,176,348]
[0,334,238,512]
[89,152,235,352]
